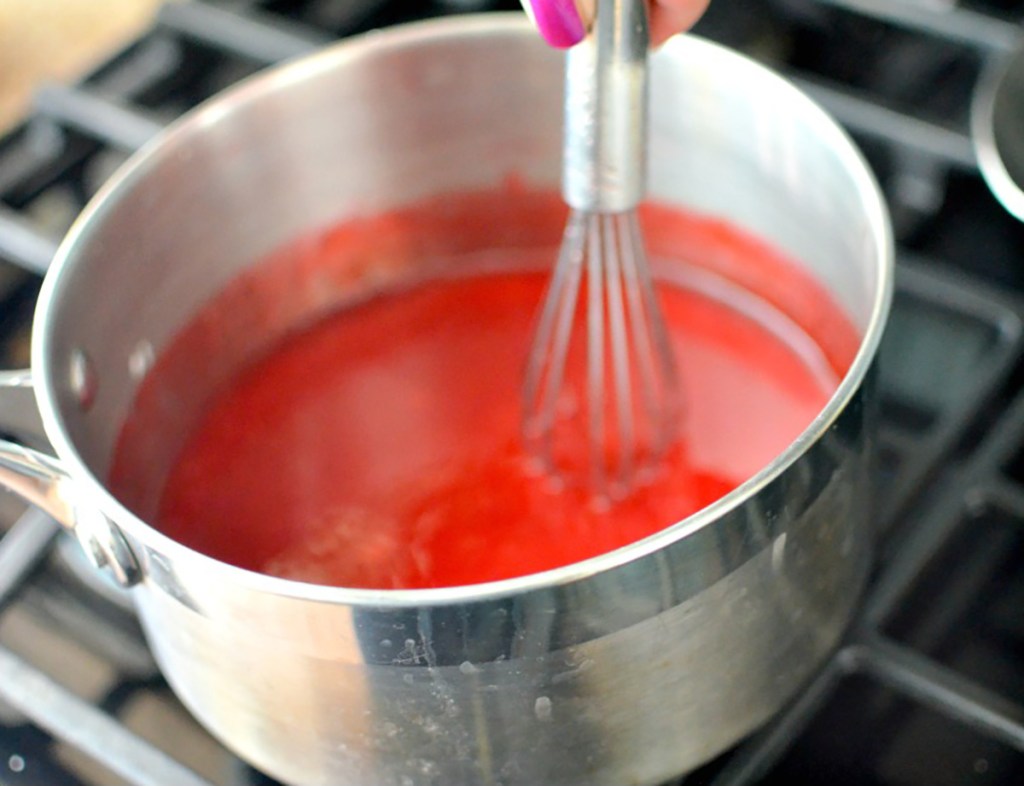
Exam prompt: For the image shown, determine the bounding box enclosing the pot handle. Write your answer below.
[0,369,141,588]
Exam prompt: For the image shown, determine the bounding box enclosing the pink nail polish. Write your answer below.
[522,0,586,48]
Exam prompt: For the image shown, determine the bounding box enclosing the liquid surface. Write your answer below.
[109,189,859,589]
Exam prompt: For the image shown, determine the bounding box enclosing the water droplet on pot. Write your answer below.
[417,759,440,777]
[128,340,155,379]
[69,349,97,411]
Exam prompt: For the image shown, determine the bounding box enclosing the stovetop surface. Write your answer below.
[4,1,1024,784]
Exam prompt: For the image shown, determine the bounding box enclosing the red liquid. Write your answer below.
[109,187,859,589]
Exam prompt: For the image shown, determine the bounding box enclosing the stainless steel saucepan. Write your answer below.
[0,15,892,786]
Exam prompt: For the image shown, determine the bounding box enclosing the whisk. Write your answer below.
[522,0,680,499]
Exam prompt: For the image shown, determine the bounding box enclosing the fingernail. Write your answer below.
[521,0,586,48]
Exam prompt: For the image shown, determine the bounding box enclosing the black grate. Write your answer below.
[3,1,1024,784]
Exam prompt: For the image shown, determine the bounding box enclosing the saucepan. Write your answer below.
[0,14,892,786]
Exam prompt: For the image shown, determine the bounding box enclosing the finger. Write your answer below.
[649,0,710,47]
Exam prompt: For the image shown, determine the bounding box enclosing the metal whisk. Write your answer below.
[522,0,679,499]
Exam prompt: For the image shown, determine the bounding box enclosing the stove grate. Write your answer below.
[2,2,1024,784]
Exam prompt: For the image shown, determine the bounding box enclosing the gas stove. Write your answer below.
[3,1,1024,784]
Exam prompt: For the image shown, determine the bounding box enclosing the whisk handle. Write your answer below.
[563,0,650,213]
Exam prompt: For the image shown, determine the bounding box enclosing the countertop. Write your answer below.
[0,0,165,132]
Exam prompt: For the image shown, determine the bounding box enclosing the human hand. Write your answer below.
[520,0,710,49]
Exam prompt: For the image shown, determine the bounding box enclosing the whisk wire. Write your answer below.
[522,210,587,475]
[523,208,678,497]
[629,213,679,457]
[620,212,666,459]
[603,213,636,489]
[586,213,607,493]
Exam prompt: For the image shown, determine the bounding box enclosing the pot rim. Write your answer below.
[33,13,895,607]
[971,43,1024,222]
